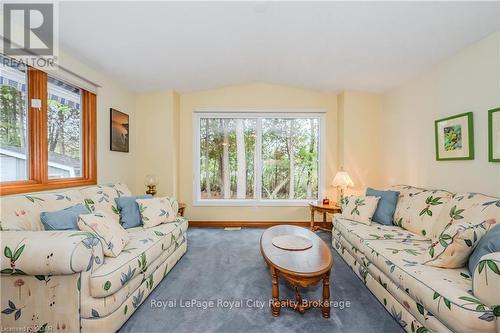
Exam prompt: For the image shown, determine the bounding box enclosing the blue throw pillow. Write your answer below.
[468,225,500,275]
[40,204,90,230]
[115,195,152,228]
[366,188,400,225]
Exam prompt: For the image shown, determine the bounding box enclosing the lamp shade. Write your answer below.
[144,174,159,186]
[332,171,354,188]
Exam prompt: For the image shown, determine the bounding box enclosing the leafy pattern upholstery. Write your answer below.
[80,183,132,222]
[340,195,380,225]
[77,211,130,258]
[332,214,499,333]
[136,196,177,228]
[89,218,187,297]
[391,185,453,237]
[0,189,84,231]
[420,192,500,268]
[0,184,188,333]
[472,252,500,310]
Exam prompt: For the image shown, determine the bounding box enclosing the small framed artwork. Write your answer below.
[110,108,129,152]
[488,108,500,162]
[434,112,474,160]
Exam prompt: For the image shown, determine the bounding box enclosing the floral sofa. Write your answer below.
[0,183,188,333]
[332,185,499,333]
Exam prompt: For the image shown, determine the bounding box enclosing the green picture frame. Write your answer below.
[488,107,500,162]
[434,112,474,161]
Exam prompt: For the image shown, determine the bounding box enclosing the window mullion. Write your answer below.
[27,67,48,183]
[255,118,263,201]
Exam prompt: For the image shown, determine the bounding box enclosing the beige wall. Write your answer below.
[380,31,500,195]
[57,51,139,192]
[178,83,338,221]
[338,91,384,195]
[135,90,180,197]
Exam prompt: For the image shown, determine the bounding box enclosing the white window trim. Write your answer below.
[192,110,326,207]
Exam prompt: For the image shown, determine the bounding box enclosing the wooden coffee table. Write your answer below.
[260,225,334,318]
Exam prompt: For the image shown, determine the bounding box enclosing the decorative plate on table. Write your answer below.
[272,235,313,251]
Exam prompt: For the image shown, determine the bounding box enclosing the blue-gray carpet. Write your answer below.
[119,228,403,333]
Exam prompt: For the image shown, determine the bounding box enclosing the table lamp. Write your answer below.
[144,174,158,196]
[332,168,354,201]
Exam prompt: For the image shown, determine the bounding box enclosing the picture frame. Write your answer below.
[434,112,474,161]
[488,107,500,162]
[110,108,129,152]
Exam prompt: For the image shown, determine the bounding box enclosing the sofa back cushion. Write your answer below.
[80,183,131,222]
[0,183,132,231]
[0,189,83,231]
[391,185,453,237]
[429,192,500,240]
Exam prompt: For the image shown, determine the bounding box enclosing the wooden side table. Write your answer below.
[309,203,341,232]
[178,203,186,217]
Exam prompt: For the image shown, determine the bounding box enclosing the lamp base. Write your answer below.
[146,185,157,196]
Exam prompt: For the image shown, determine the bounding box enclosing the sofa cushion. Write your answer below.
[429,192,500,240]
[340,195,380,225]
[0,189,83,231]
[333,216,429,248]
[366,187,400,225]
[80,183,132,223]
[89,217,188,298]
[357,238,497,333]
[40,203,90,230]
[115,195,152,228]
[391,185,452,237]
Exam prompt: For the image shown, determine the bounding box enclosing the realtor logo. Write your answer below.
[2,2,58,69]
[3,3,54,55]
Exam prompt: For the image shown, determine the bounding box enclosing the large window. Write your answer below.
[0,58,28,181]
[47,76,82,179]
[0,55,97,195]
[195,113,324,205]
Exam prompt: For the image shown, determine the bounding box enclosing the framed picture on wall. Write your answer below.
[489,108,500,162]
[434,112,474,160]
[110,108,129,152]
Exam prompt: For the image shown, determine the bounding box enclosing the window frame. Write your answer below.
[193,110,326,207]
[0,66,97,195]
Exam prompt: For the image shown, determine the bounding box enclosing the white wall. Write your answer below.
[338,91,384,195]
[381,31,500,196]
[57,51,139,192]
[135,90,180,197]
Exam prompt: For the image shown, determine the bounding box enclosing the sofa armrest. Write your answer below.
[1,230,104,276]
[472,252,500,308]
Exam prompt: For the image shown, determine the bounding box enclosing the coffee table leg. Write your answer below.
[322,271,331,318]
[271,267,280,317]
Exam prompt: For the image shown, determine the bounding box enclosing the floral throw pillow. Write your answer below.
[423,219,497,268]
[135,197,176,229]
[77,211,130,257]
[340,195,380,225]
[423,193,500,268]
